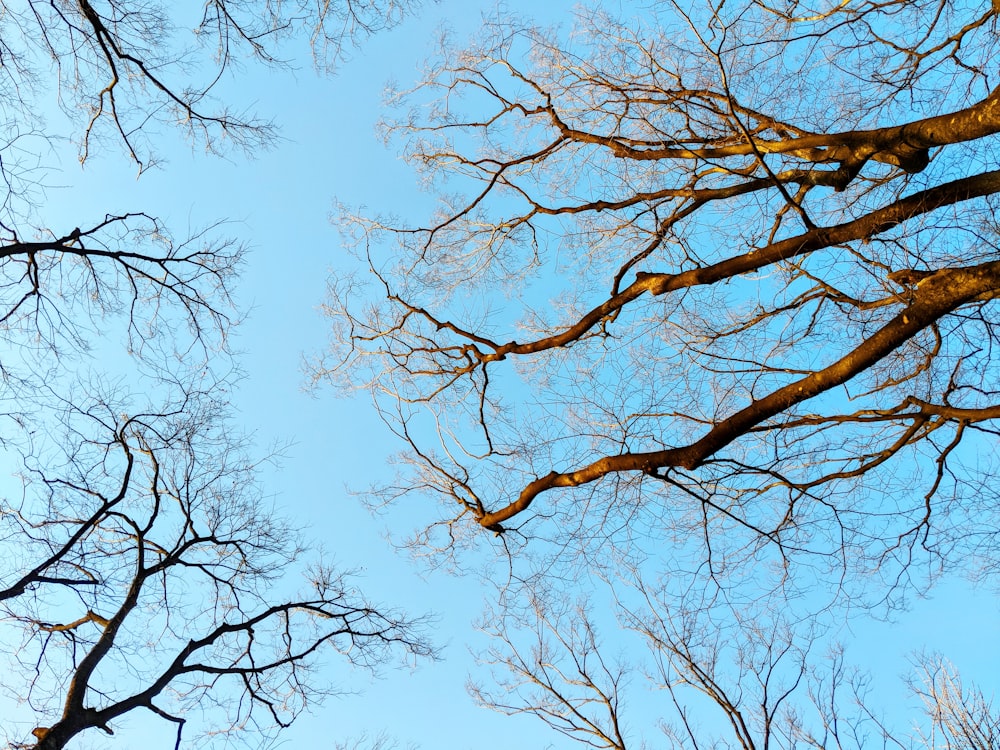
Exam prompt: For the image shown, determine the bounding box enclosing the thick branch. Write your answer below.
[478,260,1000,528]
[553,85,1000,173]
[474,170,1000,362]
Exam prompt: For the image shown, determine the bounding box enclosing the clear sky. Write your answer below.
[17,2,587,746]
[5,0,999,748]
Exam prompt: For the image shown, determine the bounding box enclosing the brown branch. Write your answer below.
[478,260,1000,528]
[464,170,1000,364]
[549,84,1000,172]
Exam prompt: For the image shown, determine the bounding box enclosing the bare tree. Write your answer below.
[0,213,242,375]
[323,0,1000,599]
[321,3,1000,745]
[473,586,828,750]
[471,594,631,750]
[914,655,1000,750]
[0,381,432,750]
[0,0,422,171]
[472,581,999,750]
[0,0,427,382]
[0,2,437,747]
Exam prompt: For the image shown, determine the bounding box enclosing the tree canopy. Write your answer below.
[324,1,1000,746]
[3,0,999,746]
[329,0,1000,588]
[3,382,430,750]
[0,2,431,748]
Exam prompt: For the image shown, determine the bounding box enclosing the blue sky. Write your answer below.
[15,1,584,746]
[4,0,999,747]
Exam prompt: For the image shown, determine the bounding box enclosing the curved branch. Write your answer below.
[478,260,1000,528]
